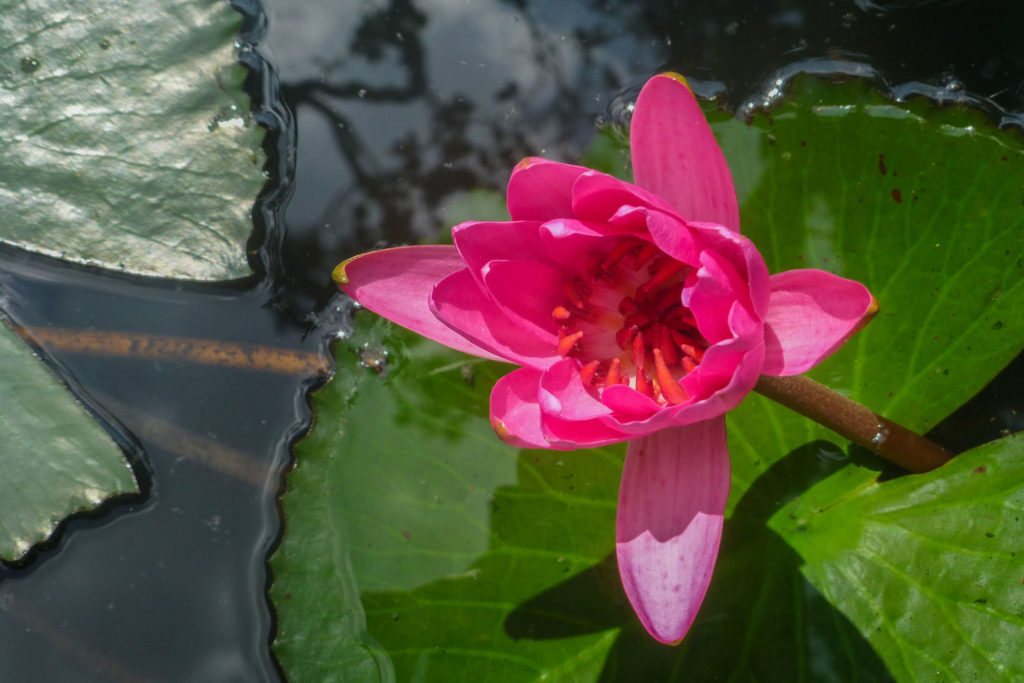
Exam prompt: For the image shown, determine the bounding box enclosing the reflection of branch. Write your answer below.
[16,326,328,376]
[96,393,270,488]
[0,592,151,683]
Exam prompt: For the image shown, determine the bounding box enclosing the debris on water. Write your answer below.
[20,56,40,74]
[358,345,388,374]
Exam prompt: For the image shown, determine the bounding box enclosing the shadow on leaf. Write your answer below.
[502,441,894,682]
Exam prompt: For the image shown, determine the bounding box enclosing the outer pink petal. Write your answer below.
[616,418,730,644]
[630,73,740,231]
[506,157,589,221]
[761,269,877,376]
[489,367,549,448]
[336,246,504,362]
[430,269,558,368]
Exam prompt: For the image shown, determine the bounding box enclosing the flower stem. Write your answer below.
[754,375,953,473]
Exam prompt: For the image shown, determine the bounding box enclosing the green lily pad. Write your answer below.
[0,321,137,561]
[1,0,265,280]
[773,433,1024,682]
[273,74,1024,681]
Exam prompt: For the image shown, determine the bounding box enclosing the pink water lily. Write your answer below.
[335,73,875,644]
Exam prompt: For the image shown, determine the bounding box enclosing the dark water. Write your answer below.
[0,0,1021,681]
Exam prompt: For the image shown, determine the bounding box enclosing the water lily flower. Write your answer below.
[334,73,876,644]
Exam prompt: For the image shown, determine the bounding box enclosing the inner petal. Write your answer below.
[551,237,710,407]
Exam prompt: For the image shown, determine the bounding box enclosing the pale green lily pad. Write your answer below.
[0,321,137,562]
[273,75,1024,681]
[0,0,262,559]
[1,0,265,280]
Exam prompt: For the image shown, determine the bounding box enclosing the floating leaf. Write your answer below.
[0,0,265,280]
[773,434,1024,682]
[273,75,1024,680]
[0,321,137,562]
[0,0,262,559]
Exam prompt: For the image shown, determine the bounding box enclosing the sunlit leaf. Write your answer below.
[0,322,137,562]
[773,433,1024,682]
[1,0,265,280]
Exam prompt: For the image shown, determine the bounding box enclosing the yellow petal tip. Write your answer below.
[658,72,691,91]
[515,157,540,172]
[866,294,880,317]
[332,257,356,285]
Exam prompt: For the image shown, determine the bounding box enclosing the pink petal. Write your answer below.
[506,157,589,221]
[489,367,549,448]
[480,259,564,340]
[571,171,679,225]
[684,223,771,320]
[640,209,701,267]
[539,218,624,273]
[541,413,630,449]
[335,246,504,362]
[629,73,740,231]
[537,358,612,421]
[761,269,878,376]
[685,249,749,345]
[452,220,550,287]
[430,269,558,368]
[601,384,662,419]
[616,418,730,644]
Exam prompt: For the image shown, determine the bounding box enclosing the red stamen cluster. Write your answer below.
[552,239,708,405]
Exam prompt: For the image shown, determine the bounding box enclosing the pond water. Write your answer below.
[0,0,1021,681]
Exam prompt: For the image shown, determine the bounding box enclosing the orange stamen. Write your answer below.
[604,358,621,388]
[551,305,572,322]
[635,366,651,396]
[654,349,688,405]
[579,359,600,384]
[558,330,583,357]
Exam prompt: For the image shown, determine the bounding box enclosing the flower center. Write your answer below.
[551,239,707,405]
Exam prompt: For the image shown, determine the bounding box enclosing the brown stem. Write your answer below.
[754,374,953,473]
